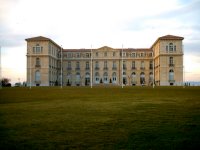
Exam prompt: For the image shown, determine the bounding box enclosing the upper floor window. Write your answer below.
[67,61,71,68]
[33,44,43,54]
[104,52,107,57]
[113,61,117,69]
[169,43,173,52]
[36,58,40,66]
[113,52,116,57]
[67,53,72,58]
[86,53,90,58]
[104,61,108,69]
[131,53,136,57]
[86,61,90,69]
[96,52,98,57]
[95,61,99,68]
[123,61,126,69]
[123,52,126,57]
[150,60,153,69]
[141,61,145,69]
[76,61,80,69]
[149,52,153,57]
[76,53,80,58]
[169,57,173,64]
[132,61,135,69]
[167,43,177,53]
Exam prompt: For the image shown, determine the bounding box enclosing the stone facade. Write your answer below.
[26,35,184,86]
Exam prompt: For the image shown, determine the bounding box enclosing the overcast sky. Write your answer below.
[0,0,200,84]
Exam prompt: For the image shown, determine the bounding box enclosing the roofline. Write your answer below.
[25,36,61,49]
[151,35,184,48]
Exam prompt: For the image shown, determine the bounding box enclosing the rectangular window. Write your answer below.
[86,53,90,58]
[33,47,35,54]
[150,61,153,69]
[104,61,108,69]
[113,52,115,57]
[113,61,117,69]
[104,52,107,57]
[141,61,145,69]
[76,53,80,58]
[67,61,71,70]
[131,53,136,57]
[76,62,80,69]
[169,57,174,67]
[96,52,98,57]
[95,61,99,70]
[67,53,70,58]
[86,61,90,69]
[123,61,126,69]
[123,52,126,57]
[132,61,135,69]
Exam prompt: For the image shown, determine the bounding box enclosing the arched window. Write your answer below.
[76,72,81,84]
[67,72,72,85]
[140,72,145,84]
[95,72,100,83]
[112,72,117,83]
[123,72,127,85]
[103,72,108,83]
[35,70,40,81]
[169,69,174,81]
[85,72,90,86]
[169,43,173,52]
[131,72,136,85]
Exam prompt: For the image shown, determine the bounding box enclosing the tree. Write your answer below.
[1,78,11,87]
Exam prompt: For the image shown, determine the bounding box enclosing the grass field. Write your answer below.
[0,86,200,150]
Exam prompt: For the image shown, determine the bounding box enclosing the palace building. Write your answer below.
[26,35,184,86]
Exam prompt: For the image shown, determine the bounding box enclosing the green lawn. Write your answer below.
[0,87,200,149]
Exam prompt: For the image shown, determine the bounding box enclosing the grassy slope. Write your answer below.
[0,87,200,149]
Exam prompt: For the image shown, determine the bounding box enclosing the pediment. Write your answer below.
[97,46,114,51]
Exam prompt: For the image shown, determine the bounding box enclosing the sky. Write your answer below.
[0,0,200,84]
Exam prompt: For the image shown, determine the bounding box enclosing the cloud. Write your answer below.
[0,0,200,82]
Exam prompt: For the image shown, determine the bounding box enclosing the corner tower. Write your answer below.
[26,36,61,86]
[151,35,184,86]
